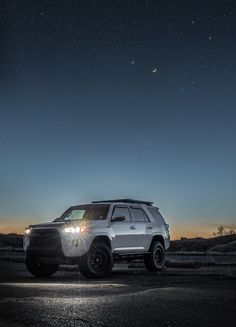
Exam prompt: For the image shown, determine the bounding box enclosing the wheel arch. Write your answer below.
[92,235,112,249]
[148,234,165,251]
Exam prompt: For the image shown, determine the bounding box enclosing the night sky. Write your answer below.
[1,0,236,238]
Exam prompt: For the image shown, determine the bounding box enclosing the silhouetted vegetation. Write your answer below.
[168,234,236,253]
[212,225,235,237]
[0,233,23,248]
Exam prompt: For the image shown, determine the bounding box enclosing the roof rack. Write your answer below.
[92,199,154,205]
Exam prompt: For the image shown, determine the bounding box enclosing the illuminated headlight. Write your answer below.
[24,227,31,235]
[64,226,80,234]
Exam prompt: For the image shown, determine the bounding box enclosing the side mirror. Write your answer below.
[111,216,126,222]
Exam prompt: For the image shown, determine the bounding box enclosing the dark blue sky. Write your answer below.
[0,0,236,237]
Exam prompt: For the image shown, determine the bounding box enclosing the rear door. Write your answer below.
[130,206,152,250]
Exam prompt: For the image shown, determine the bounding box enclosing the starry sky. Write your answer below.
[0,0,236,238]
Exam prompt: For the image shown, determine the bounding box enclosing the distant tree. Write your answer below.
[218,225,225,236]
[212,225,225,237]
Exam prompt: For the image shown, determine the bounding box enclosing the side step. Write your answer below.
[113,252,150,262]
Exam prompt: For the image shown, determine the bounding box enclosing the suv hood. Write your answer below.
[29,220,68,229]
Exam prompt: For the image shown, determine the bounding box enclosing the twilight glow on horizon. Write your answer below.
[0,1,236,239]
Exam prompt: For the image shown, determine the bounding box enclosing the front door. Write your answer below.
[111,206,140,252]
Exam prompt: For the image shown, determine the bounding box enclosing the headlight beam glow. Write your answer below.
[64,226,80,234]
[24,228,31,235]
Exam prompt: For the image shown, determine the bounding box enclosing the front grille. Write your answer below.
[28,228,62,256]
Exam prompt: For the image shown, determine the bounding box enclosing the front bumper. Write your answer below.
[25,228,62,257]
[24,227,92,258]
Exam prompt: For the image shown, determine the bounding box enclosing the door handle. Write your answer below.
[130,226,136,229]
[147,226,153,229]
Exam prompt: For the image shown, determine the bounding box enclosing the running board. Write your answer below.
[113,252,150,261]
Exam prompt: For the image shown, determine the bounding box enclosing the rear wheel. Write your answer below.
[144,241,165,272]
[78,242,113,279]
[26,255,59,277]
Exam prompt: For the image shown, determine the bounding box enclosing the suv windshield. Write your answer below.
[59,204,110,221]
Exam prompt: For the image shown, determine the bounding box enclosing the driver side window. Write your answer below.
[112,207,131,222]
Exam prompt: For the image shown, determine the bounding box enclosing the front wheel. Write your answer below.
[26,255,59,277]
[78,242,113,279]
[144,241,165,272]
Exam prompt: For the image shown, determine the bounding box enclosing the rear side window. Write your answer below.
[112,207,131,221]
[147,207,164,225]
[131,208,149,222]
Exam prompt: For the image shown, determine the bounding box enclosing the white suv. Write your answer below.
[24,199,170,278]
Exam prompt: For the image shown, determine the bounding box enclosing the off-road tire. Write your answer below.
[26,255,59,277]
[144,241,165,272]
[78,242,113,279]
